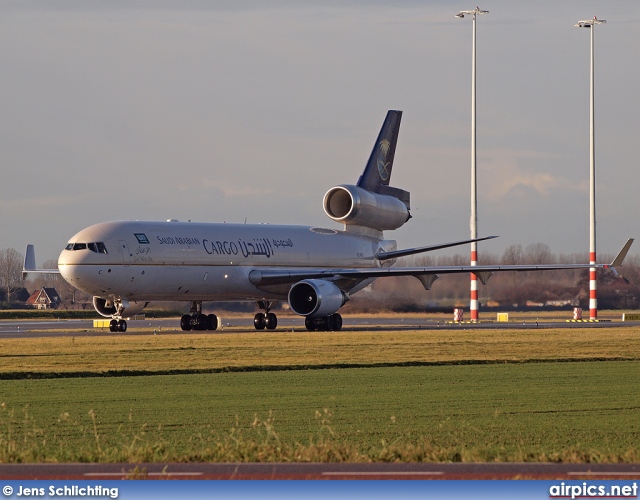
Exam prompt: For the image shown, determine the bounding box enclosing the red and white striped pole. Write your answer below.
[470,12,478,323]
[590,252,597,320]
[576,16,605,320]
[470,9,478,322]
[470,245,478,321]
[589,19,598,320]
[456,7,488,323]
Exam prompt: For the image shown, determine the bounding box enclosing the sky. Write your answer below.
[1,0,639,264]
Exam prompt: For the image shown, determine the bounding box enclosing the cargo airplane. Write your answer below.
[24,111,633,332]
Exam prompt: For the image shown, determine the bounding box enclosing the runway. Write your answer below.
[0,314,635,340]
[1,462,640,480]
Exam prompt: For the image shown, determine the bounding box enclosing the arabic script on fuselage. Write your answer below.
[202,237,294,259]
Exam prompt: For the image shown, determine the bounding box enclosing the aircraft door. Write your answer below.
[118,240,132,266]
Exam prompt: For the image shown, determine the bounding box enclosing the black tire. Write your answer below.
[180,314,192,331]
[109,319,118,333]
[332,313,342,331]
[326,315,335,332]
[265,313,277,330]
[254,313,266,330]
[207,313,218,331]
[118,319,127,332]
[305,317,316,331]
[196,314,208,331]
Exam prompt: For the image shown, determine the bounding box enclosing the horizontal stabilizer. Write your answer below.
[22,244,60,280]
[376,235,498,261]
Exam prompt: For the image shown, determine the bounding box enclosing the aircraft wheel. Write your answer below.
[331,313,342,331]
[207,313,218,331]
[196,313,208,330]
[265,312,277,330]
[118,319,127,332]
[254,313,266,330]
[180,314,192,331]
[305,317,316,331]
[325,315,335,332]
[109,319,118,333]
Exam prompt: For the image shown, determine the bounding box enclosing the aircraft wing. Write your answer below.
[250,238,634,290]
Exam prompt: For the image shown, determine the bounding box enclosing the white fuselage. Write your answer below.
[58,221,396,302]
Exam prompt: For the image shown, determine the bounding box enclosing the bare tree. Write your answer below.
[42,259,59,281]
[0,248,23,306]
[501,244,523,265]
[524,243,552,264]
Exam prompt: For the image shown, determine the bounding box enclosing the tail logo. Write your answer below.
[377,139,391,181]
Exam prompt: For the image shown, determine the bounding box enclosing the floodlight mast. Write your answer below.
[575,16,606,320]
[456,6,488,322]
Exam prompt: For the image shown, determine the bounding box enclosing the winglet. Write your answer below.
[610,238,634,268]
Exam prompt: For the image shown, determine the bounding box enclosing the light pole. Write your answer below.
[575,16,606,320]
[456,7,488,322]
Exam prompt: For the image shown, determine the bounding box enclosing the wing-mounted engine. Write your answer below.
[288,279,347,317]
[323,184,410,234]
[323,110,410,236]
[93,296,148,319]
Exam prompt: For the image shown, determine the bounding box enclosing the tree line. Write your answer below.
[2,244,639,311]
[348,243,640,312]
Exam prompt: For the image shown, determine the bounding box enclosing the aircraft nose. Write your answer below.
[57,243,93,284]
[58,244,86,267]
[58,246,77,284]
[58,247,70,266]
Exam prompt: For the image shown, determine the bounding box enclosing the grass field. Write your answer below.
[1,324,639,463]
[2,326,640,376]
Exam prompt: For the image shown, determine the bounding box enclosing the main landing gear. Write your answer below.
[180,301,218,331]
[304,313,342,332]
[254,300,277,330]
[252,301,342,332]
[109,319,127,332]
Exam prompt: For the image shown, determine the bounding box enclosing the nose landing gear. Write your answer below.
[109,319,128,332]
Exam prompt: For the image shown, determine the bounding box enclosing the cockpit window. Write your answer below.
[66,242,108,254]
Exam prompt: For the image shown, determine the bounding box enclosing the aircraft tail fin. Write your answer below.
[24,244,37,274]
[357,110,402,193]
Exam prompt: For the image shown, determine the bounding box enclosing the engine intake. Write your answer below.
[93,297,148,319]
[323,184,410,232]
[288,279,346,317]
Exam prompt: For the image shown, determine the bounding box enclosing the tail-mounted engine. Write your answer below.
[323,184,410,233]
[93,296,148,319]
